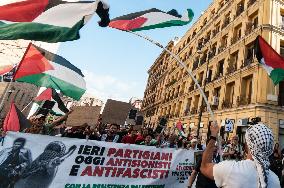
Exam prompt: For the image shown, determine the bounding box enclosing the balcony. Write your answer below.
[226,63,237,75]
[222,100,233,109]
[242,58,254,68]
[212,29,218,38]
[236,96,252,106]
[165,79,177,87]
[231,36,241,45]
[222,17,230,29]
[188,85,194,92]
[208,49,216,60]
[196,43,203,51]
[218,45,226,54]
[203,37,210,45]
[213,72,223,81]
[190,107,198,114]
[247,0,257,8]
[184,109,190,116]
[236,5,244,17]
[192,60,199,71]
[200,55,207,66]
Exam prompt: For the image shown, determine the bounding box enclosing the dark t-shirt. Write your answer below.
[195,154,218,188]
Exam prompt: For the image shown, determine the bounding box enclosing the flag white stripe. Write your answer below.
[140,12,190,27]
[33,2,97,27]
[45,61,86,90]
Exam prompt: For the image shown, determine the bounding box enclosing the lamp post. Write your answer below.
[197,47,212,138]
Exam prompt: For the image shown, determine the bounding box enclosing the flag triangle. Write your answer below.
[34,88,53,101]
[3,102,31,132]
[14,44,54,80]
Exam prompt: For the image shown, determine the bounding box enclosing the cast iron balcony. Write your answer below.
[247,0,257,8]
[236,5,244,17]
[192,60,199,71]
[231,36,241,45]
[222,17,230,29]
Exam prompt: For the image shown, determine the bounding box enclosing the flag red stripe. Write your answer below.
[0,65,13,75]
[34,88,53,101]
[0,0,49,22]
[259,36,284,69]
[14,44,54,80]
[109,17,147,31]
[3,102,20,132]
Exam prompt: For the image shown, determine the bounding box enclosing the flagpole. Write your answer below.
[21,101,33,113]
[0,81,13,113]
[0,42,32,118]
[126,31,216,123]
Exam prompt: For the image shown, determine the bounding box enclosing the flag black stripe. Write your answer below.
[15,105,32,131]
[33,44,84,77]
[52,89,69,113]
[46,0,95,11]
[111,8,165,21]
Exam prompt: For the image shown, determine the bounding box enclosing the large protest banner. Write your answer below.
[0,132,196,188]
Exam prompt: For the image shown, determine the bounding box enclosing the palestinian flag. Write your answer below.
[3,102,31,132]
[14,43,86,100]
[176,121,186,138]
[255,35,284,85]
[109,8,194,32]
[34,88,69,116]
[0,0,110,42]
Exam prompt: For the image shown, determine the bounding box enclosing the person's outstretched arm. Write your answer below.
[200,124,219,180]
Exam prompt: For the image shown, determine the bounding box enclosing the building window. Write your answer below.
[240,75,253,105]
[207,69,213,82]
[225,82,235,105]
[244,43,254,67]
[281,13,284,28]
[218,59,224,76]
[280,43,284,57]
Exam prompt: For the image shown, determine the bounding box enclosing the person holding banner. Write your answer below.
[201,123,281,188]
[99,124,121,143]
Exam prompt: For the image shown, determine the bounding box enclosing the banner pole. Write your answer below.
[0,81,13,113]
[126,31,216,123]
[21,100,33,112]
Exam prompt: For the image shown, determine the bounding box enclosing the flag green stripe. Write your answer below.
[132,19,192,32]
[0,19,84,43]
[16,73,85,100]
[270,68,284,85]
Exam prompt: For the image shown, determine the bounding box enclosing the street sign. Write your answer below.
[225,119,234,133]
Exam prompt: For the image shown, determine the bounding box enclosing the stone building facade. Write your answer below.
[0,82,39,119]
[142,0,284,147]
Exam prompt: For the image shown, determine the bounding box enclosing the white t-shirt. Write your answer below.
[213,159,280,188]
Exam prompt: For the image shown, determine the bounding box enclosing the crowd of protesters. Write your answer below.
[0,111,283,187]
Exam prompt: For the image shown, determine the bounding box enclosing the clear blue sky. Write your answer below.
[58,0,213,103]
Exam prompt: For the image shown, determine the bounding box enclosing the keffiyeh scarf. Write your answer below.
[245,123,274,188]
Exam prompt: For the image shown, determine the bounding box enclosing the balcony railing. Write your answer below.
[218,45,226,54]
[222,100,233,109]
[222,17,230,29]
[188,85,194,92]
[190,107,198,114]
[231,36,241,45]
[236,5,244,17]
[200,56,207,65]
[242,58,254,68]
[237,96,252,106]
[208,50,216,59]
[226,63,237,75]
[247,0,257,8]
[192,60,199,71]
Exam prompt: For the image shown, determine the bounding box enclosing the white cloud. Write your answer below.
[83,70,141,103]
